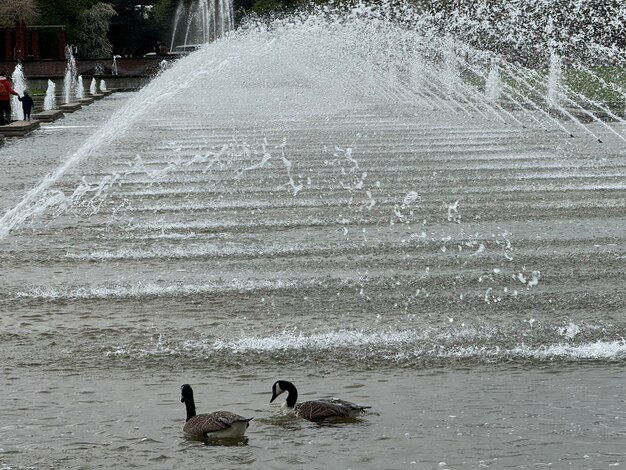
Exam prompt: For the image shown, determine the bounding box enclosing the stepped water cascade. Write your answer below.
[0,2,624,468]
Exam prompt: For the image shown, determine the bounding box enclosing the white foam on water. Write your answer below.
[395,339,626,363]
[559,321,581,339]
[125,198,331,212]
[14,278,313,300]
[105,326,626,363]
[131,217,330,231]
[402,191,419,207]
[511,340,626,360]
[212,329,420,353]
[65,244,237,261]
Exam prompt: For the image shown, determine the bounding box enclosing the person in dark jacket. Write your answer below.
[0,70,20,125]
[18,90,35,121]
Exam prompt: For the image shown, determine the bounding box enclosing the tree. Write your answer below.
[36,0,102,46]
[78,2,117,57]
[107,0,169,57]
[0,0,40,27]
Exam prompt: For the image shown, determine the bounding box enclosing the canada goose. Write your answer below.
[270,380,371,422]
[180,384,252,439]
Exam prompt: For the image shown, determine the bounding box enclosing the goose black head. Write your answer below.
[270,380,296,403]
[270,380,283,403]
[181,384,194,403]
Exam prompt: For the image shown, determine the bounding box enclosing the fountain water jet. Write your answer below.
[11,64,27,120]
[63,51,77,104]
[76,75,85,100]
[485,60,501,102]
[546,52,562,108]
[43,80,57,110]
[112,55,120,75]
[170,0,234,53]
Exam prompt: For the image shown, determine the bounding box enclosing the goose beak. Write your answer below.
[270,392,278,403]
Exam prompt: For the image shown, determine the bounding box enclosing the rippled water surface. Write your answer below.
[1,6,625,469]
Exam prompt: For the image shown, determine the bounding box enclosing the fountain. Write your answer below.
[112,55,121,75]
[63,49,77,104]
[442,37,459,95]
[485,59,501,102]
[43,80,57,111]
[76,75,85,100]
[546,51,562,108]
[169,0,234,53]
[99,79,107,92]
[90,77,97,95]
[0,2,624,467]
[10,63,27,120]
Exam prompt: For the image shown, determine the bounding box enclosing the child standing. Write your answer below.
[18,90,35,121]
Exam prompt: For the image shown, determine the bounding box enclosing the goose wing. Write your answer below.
[183,411,251,437]
[294,399,354,421]
[327,397,371,412]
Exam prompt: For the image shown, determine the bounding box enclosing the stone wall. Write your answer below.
[0,57,166,78]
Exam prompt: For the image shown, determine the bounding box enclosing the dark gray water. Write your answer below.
[1,9,625,469]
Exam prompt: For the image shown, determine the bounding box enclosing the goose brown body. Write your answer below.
[181,384,252,439]
[270,380,371,422]
[183,411,252,438]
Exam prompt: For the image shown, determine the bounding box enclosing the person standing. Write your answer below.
[18,90,35,121]
[0,71,20,125]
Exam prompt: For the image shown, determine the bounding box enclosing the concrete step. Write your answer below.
[0,120,41,137]
[59,102,82,112]
[32,110,65,122]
